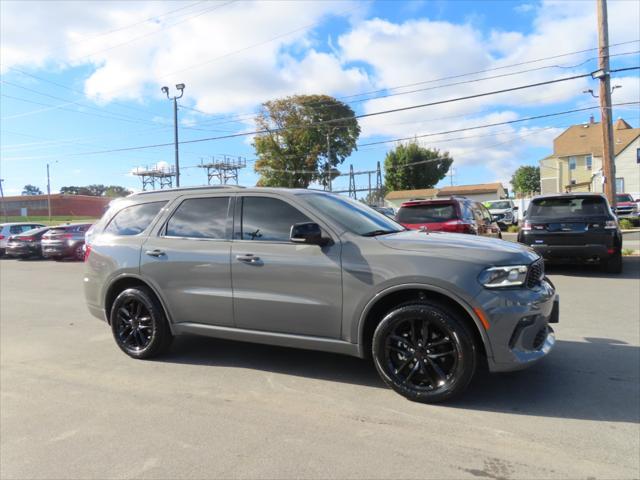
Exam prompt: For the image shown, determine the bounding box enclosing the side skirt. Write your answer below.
[172,323,361,357]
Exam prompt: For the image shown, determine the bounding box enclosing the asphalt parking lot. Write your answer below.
[1,258,639,479]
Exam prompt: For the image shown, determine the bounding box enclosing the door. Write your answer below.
[141,195,234,327]
[231,195,342,338]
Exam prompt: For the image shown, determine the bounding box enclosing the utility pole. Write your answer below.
[326,132,332,191]
[596,0,616,206]
[161,83,185,187]
[0,178,7,222]
[46,163,52,221]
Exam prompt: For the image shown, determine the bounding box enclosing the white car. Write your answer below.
[0,222,46,256]
[484,200,519,229]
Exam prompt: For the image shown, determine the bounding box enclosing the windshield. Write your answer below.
[485,201,511,210]
[616,194,634,203]
[529,196,609,219]
[302,193,404,236]
[397,203,457,223]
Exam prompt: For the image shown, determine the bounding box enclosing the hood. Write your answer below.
[488,208,512,214]
[378,230,539,265]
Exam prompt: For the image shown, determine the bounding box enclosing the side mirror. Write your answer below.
[513,206,519,211]
[290,222,328,246]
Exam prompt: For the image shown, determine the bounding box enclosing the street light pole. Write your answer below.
[161,83,185,187]
[47,163,52,221]
[0,178,8,222]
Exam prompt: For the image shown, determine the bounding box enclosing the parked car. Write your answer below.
[42,223,92,260]
[396,197,502,238]
[4,226,51,259]
[517,193,622,273]
[84,186,557,404]
[614,193,639,225]
[0,222,46,256]
[369,205,395,218]
[484,199,519,229]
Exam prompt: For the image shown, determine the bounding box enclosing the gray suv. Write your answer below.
[84,186,558,403]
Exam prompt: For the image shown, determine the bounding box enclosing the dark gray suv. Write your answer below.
[84,186,558,403]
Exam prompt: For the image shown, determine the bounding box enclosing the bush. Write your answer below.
[622,248,635,256]
[507,225,520,233]
[619,219,634,230]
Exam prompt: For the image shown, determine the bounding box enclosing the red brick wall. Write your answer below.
[0,195,111,217]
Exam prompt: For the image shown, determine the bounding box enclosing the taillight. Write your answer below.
[22,237,34,242]
[442,220,476,234]
[0,235,4,240]
[521,220,532,231]
[84,244,92,262]
[62,233,74,239]
[604,220,618,229]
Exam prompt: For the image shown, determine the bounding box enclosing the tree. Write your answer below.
[384,142,452,192]
[511,166,540,196]
[104,186,132,197]
[22,184,43,195]
[253,94,360,188]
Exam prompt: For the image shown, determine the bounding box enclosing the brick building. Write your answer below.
[0,194,111,217]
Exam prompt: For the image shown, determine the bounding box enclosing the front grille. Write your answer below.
[526,259,544,288]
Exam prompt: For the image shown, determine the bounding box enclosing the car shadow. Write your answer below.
[160,336,638,423]
[546,255,640,279]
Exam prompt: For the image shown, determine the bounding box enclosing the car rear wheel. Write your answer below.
[372,301,477,403]
[603,251,623,274]
[110,287,173,359]
[74,244,84,261]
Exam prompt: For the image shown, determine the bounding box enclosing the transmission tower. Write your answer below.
[132,165,177,191]
[198,155,247,185]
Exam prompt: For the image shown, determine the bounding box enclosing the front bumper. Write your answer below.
[477,278,558,372]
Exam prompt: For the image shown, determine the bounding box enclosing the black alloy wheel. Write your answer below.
[110,287,172,359]
[372,301,477,403]
[74,244,85,261]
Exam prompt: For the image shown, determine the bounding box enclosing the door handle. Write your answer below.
[145,249,166,257]
[236,254,261,263]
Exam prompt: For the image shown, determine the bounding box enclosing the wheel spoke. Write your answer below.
[427,349,455,359]
[409,319,418,345]
[427,358,448,383]
[395,355,414,374]
[404,361,420,384]
[135,302,142,319]
[118,307,131,319]
[427,337,451,348]
[388,345,410,355]
[421,320,431,345]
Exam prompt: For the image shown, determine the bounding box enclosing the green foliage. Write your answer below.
[618,219,634,230]
[253,94,360,188]
[22,184,43,195]
[621,248,635,256]
[384,142,452,191]
[507,225,520,233]
[511,166,540,195]
[59,185,131,197]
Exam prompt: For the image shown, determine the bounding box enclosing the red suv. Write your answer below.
[396,197,502,238]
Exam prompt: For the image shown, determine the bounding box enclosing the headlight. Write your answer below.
[479,265,528,288]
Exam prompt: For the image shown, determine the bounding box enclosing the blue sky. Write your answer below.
[1,0,638,197]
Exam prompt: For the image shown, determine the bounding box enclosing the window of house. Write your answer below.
[636,148,639,164]
[104,201,166,236]
[585,154,592,170]
[165,197,230,239]
[616,178,625,193]
[568,157,577,170]
[240,197,311,242]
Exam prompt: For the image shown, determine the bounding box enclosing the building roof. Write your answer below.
[553,118,640,157]
[385,188,439,200]
[436,182,504,196]
[0,194,111,202]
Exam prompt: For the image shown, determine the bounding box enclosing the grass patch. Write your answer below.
[622,248,635,256]
[618,219,635,230]
[507,225,520,233]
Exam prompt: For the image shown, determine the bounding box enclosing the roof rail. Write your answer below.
[134,185,244,196]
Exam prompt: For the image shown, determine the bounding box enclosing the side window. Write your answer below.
[240,197,311,242]
[165,197,229,239]
[481,205,492,222]
[461,202,474,221]
[104,201,166,236]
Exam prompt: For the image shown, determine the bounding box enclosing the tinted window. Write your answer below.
[485,201,511,209]
[616,194,633,203]
[529,196,608,219]
[165,197,229,239]
[10,225,35,234]
[104,201,166,236]
[478,204,492,221]
[397,203,457,223]
[302,193,403,236]
[240,197,310,242]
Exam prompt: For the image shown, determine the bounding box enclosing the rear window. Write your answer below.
[529,196,608,218]
[104,201,166,236]
[397,203,458,223]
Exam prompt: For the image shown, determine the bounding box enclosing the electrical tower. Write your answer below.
[132,165,177,191]
[332,161,384,204]
[198,156,247,185]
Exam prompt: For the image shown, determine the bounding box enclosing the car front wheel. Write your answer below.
[110,287,173,359]
[372,301,477,403]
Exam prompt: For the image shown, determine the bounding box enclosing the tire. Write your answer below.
[603,251,623,274]
[110,286,173,359]
[372,301,477,403]
[74,244,85,261]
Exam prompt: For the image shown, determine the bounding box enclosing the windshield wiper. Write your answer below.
[362,229,400,237]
